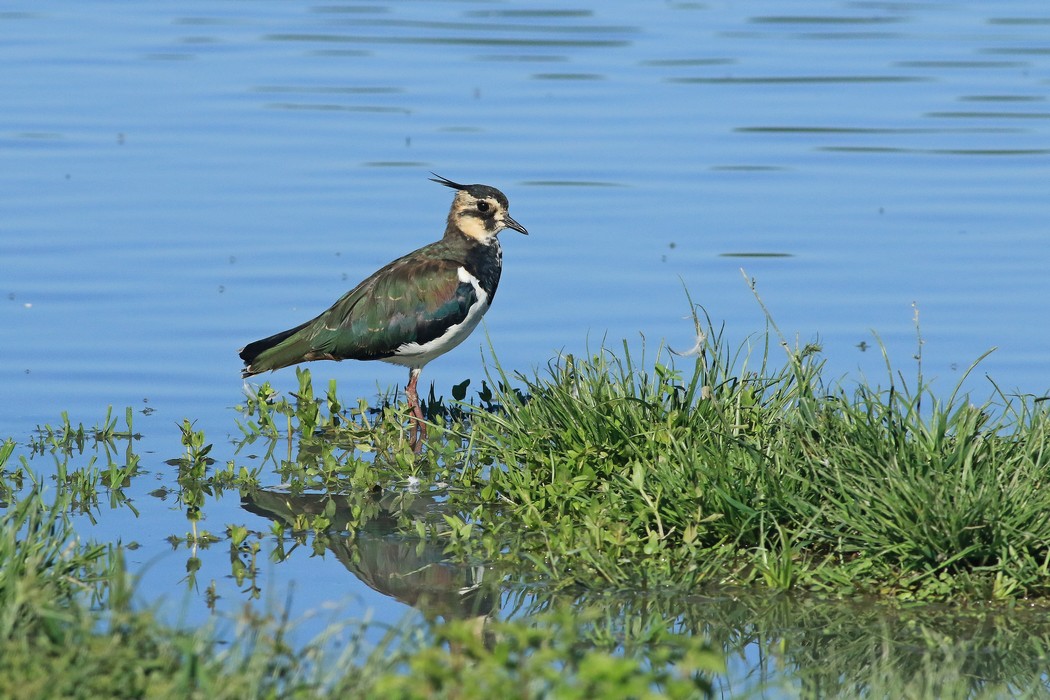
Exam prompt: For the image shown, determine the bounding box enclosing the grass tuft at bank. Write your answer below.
[430,311,1050,601]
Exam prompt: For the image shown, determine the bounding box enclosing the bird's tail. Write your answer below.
[239,320,312,377]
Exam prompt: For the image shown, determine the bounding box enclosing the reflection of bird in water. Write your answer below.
[242,487,498,626]
[238,175,527,453]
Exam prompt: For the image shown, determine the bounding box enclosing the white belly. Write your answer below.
[382,266,491,369]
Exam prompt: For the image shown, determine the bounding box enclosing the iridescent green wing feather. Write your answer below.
[309,254,477,360]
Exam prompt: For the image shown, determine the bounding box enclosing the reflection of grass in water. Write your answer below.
[0,478,718,697]
[499,589,1050,698]
[0,471,1042,697]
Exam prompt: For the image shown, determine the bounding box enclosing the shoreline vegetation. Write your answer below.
[3,304,1050,697]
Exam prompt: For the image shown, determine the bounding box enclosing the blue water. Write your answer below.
[4,1,1050,693]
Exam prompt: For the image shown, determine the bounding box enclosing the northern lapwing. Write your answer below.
[239,175,527,452]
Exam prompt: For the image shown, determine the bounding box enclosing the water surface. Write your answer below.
[3,1,1050,695]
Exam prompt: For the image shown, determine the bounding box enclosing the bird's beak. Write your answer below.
[503,214,528,236]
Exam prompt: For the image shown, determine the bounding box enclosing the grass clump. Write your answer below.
[446,306,1050,600]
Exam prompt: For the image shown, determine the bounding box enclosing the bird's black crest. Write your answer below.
[430,173,509,207]
[429,173,468,191]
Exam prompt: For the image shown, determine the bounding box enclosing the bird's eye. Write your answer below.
[476,200,490,213]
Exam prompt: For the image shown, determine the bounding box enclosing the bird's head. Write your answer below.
[431,173,528,244]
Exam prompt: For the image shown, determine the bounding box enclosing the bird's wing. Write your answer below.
[308,255,479,361]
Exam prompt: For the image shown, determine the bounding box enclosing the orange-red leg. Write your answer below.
[405,367,426,452]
